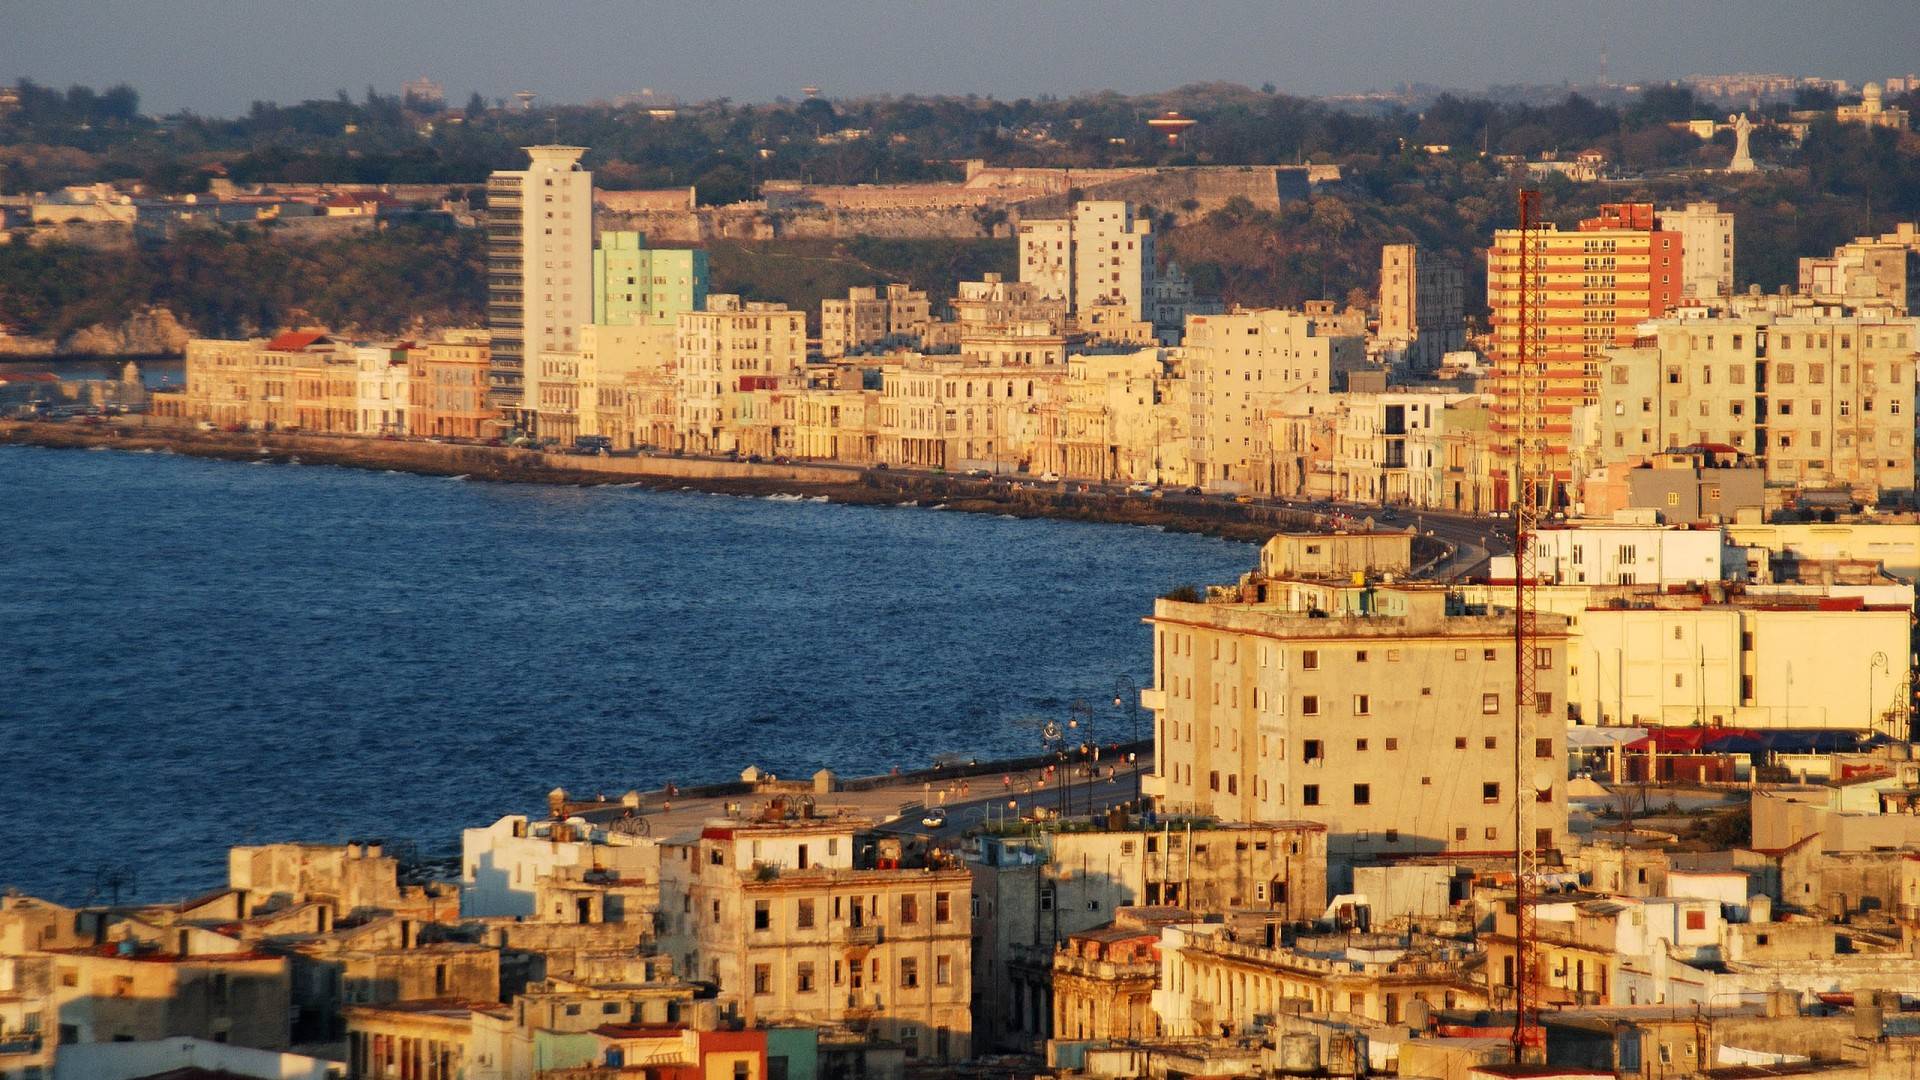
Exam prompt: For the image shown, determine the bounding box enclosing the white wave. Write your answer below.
[86,445,109,451]
[998,513,1018,520]
[764,492,806,502]
[928,503,950,511]
[806,495,830,503]
[895,500,918,507]
[445,474,469,482]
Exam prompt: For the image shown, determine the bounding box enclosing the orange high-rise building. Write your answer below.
[1487,203,1684,506]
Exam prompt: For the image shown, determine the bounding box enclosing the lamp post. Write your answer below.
[1067,699,1094,817]
[1115,675,1144,805]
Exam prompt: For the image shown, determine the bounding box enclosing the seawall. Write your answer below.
[0,419,1366,546]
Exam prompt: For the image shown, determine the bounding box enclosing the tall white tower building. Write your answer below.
[487,145,593,427]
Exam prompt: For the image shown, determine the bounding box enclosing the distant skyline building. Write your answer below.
[486,145,593,427]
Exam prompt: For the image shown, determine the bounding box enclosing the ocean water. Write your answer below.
[0,444,1252,903]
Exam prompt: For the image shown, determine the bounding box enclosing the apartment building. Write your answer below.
[1656,202,1736,300]
[487,145,592,425]
[352,345,410,436]
[592,231,709,327]
[1154,924,1483,1034]
[970,825,1327,1050]
[408,334,493,440]
[1018,200,1155,326]
[1331,390,1476,505]
[1378,244,1467,371]
[1488,203,1685,505]
[673,296,806,454]
[1588,314,1915,501]
[1798,224,1920,314]
[950,273,1069,335]
[820,283,931,358]
[1143,579,1571,862]
[658,818,972,1063]
[577,322,676,448]
[1183,309,1364,492]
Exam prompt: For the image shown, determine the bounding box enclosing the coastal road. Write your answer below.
[873,756,1155,844]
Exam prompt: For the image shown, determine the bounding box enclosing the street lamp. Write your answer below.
[1869,652,1891,738]
[1114,676,1144,805]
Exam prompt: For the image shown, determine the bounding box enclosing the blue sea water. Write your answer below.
[0,445,1252,904]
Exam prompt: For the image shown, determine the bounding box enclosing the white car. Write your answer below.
[921,808,947,829]
[1039,472,1061,483]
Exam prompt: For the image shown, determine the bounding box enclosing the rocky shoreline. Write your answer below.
[0,418,1425,549]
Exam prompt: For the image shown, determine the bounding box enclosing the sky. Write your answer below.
[6,0,1919,116]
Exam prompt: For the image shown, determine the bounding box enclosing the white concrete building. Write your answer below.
[1490,520,1740,586]
[1017,200,1155,325]
[461,814,659,918]
[352,345,410,436]
[1656,202,1736,300]
[487,145,594,426]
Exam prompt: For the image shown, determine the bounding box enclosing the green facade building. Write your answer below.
[593,231,710,326]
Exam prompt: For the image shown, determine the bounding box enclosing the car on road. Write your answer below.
[871,462,890,471]
[1182,485,1203,495]
[966,468,990,478]
[1125,482,1152,495]
[747,453,764,463]
[1233,494,1254,504]
[1038,471,1061,483]
[920,808,947,829]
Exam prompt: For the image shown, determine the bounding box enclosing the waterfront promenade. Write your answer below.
[1,416,1493,566]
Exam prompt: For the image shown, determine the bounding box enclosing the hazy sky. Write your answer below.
[7,0,1918,115]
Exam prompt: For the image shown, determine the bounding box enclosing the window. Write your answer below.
[1353,783,1371,806]
[1303,739,1323,763]
[1355,649,1369,663]
[1536,691,1554,716]
[1455,736,1468,750]
[1482,693,1500,714]
[1039,886,1055,912]
[1483,782,1501,803]
[1485,736,1498,749]
[1455,827,1468,842]
[1386,738,1399,750]
[935,892,951,923]
[936,955,953,985]
[1356,738,1370,751]
[1685,910,1706,931]
[1484,648,1497,661]
[753,964,772,994]
[797,898,815,929]
[900,957,919,988]
[1301,649,1319,670]
[754,901,770,931]
[900,894,918,925]
[1353,694,1371,715]
[1536,738,1554,759]
[1208,770,1220,792]
[1302,695,1320,716]
[797,961,816,992]
[1302,784,1321,806]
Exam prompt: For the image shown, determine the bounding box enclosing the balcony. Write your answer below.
[0,1032,42,1056]
[842,925,883,946]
